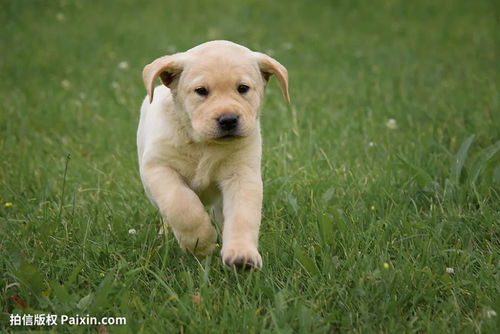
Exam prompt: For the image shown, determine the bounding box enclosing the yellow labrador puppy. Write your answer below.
[137,40,289,269]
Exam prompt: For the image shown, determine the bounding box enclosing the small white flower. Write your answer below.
[128,228,137,235]
[368,141,376,147]
[446,267,454,274]
[56,13,65,22]
[111,81,120,89]
[485,309,497,318]
[61,79,71,89]
[118,61,129,69]
[386,118,398,129]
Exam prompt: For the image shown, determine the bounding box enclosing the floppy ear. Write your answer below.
[254,52,290,104]
[142,54,184,103]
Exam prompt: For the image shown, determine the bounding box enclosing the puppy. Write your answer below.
[137,40,289,269]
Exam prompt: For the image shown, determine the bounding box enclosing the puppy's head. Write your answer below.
[143,41,289,142]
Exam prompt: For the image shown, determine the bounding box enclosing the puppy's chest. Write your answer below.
[169,147,227,192]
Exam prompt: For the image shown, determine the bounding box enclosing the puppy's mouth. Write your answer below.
[216,134,242,141]
[209,130,245,143]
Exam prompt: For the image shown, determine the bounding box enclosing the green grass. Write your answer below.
[1,0,499,332]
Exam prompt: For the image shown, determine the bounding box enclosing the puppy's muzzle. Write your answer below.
[217,113,240,138]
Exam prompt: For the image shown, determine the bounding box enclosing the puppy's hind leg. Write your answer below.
[210,198,224,231]
[158,217,169,235]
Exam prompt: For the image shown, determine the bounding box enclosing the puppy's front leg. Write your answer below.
[220,170,263,269]
[141,164,216,257]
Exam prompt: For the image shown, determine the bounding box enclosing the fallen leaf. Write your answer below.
[11,294,27,309]
[192,293,201,305]
[98,324,109,334]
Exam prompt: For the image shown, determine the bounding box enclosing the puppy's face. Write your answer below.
[176,52,265,142]
[143,41,289,143]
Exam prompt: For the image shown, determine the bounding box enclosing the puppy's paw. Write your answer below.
[221,243,262,270]
[175,223,217,258]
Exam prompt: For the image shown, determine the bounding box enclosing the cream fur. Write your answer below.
[137,40,289,269]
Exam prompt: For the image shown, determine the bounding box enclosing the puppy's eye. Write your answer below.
[237,84,250,94]
[194,87,209,96]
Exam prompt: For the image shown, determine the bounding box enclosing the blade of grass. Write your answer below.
[451,134,475,185]
[469,140,500,186]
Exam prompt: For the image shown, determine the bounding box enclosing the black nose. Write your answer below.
[217,113,239,132]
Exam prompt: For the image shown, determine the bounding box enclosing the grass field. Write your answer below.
[1,0,499,332]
